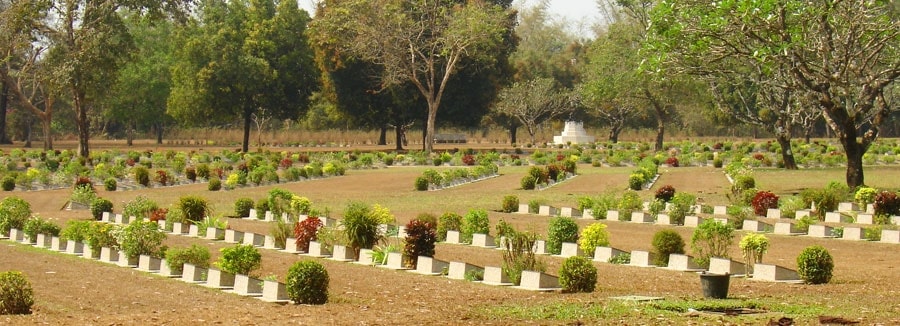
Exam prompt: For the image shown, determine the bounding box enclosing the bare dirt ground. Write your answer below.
[2,162,899,325]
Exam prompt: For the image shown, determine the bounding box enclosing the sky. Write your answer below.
[298,0,603,38]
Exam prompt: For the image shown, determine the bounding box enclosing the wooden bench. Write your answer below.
[434,134,467,144]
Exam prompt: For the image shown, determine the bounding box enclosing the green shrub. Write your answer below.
[165,245,211,274]
[0,271,34,315]
[796,245,834,284]
[558,256,597,293]
[608,252,631,264]
[590,193,617,219]
[1,176,14,191]
[0,197,32,235]
[133,166,150,186]
[546,217,579,255]
[342,202,381,254]
[207,177,221,191]
[177,195,209,223]
[436,212,463,242]
[668,193,696,225]
[520,174,537,190]
[414,176,428,191]
[854,187,878,207]
[217,244,262,275]
[117,220,167,260]
[23,217,60,243]
[618,191,643,221]
[103,178,117,191]
[87,222,119,256]
[234,198,254,218]
[196,163,210,180]
[652,229,685,266]
[89,198,113,221]
[578,223,609,255]
[628,173,645,190]
[266,188,294,218]
[286,260,329,305]
[501,195,519,213]
[731,175,756,196]
[123,195,158,220]
[528,199,543,214]
[461,209,490,244]
[403,218,437,268]
[60,220,92,242]
[70,185,96,205]
[739,233,769,275]
[690,220,735,268]
[501,229,545,285]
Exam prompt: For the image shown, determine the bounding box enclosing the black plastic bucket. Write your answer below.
[700,273,730,299]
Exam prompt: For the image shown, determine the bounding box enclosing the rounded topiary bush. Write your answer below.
[797,245,834,284]
[217,244,262,275]
[414,176,428,191]
[1,176,15,191]
[104,177,117,191]
[501,195,519,213]
[558,256,597,293]
[90,197,113,221]
[0,271,34,315]
[547,217,579,255]
[286,260,329,305]
[233,198,254,218]
[651,229,685,266]
[207,177,221,191]
[520,174,537,190]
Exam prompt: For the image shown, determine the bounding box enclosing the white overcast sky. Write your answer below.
[298,0,602,38]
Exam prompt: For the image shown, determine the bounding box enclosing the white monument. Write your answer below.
[553,121,595,145]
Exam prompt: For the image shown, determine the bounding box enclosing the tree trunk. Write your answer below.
[73,89,90,159]
[776,134,797,170]
[41,111,52,150]
[804,128,812,144]
[0,78,12,144]
[24,116,32,148]
[394,124,404,151]
[609,124,622,143]
[378,126,387,145]
[655,118,664,152]
[425,104,437,153]
[156,122,163,144]
[841,136,866,188]
[241,108,252,153]
[508,125,517,145]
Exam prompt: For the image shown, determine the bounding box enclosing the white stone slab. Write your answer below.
[517,204,530,214]
[181,263,207,283]
[842,227,865,241]
[892,216,900,225]
[538,205,557,216]
[158,258,181,277]
[411,256,449,276]
[50,236,67,251]
[582,209,594,219]
[101,212,111,222]
[838,202,858,213]
[866,204,875,214]
[83,244,101,260]
[263,235,278,250]
[117,251,139,268]
[137,255,162,272]
[472,233,496,248]
[356,249,374,265]
[774,222,805,235]
[264,211,275,222]
[248,208,258,219]
[188,224,200,237]
[306,241,331,258]
[205,268,236,289]
[629,250,655,267]
[99,247,119,263]
[713,206,727,215]
[807,225,835,238]
[825,212,852,223]
[445,230,461,244]
[766,209,781,219]
[157,220,166,229]
[684,216,707,228]
[171,222,188,235]
[593,246,626,263]
[742,220,770,232]
[656,214,677,225]
[517,270,560,291]
[881,230,900,244]
[242,232,265,247]
[330,245,357,262]
[34,233,50,247]
[855,214,874,225]
[606,210,619,221]
[282,237,303,254]
[8,228,24,242]
[319,217,337,227]
[380,252,409,270]
[260,280,290,303]
[708,257,745,276]
[752,264,800,282]
[666,254,704,272]
[233,274,263,296]
[531,240,548,255]
[447,262,482,280]
[65,240,84,256]
[115,214,129,225]
[631,212,654,223]
[560,207,582,218]
[205,227,225,240]
[795,210,811,219]
[397,226,408,238]
[482,266,512,286]
[558,242,583,258]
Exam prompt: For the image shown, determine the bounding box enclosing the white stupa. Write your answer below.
[553,121,595,145]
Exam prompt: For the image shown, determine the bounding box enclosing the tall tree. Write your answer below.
[494,77,573,144]
[309,0,508,153]
[647,0,900,187]
[168,0,318,153]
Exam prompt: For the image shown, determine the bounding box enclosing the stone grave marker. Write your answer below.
[8,228,24,242]
[517,270,560,291]
[260,280,290,303]
[137,255,162,272]
[50,236,67,252]
[593,247,625,263]
[319,217,336,227]
[713,206,727,215]
[306,241,331,258]
[766,209,782,219]
[866,204,875,214]
[825,212,852,223]
[560,207,582,218]
[264,211,275,222]
[115,214,129,225]
[83,244,101,260]
[35,233,51,248]
[356,249,374,265]
[482,266,512,286]
[206,227,225,241]
[539,205,557,216]
[188,224,200,237]
[842,227,865,241]
[248,209,257,220]
[330,245,357,262]
[243,232,265,247]
[65,240,84,256]
[181,263,207,283]
[684,216,707,228]
[558,242,583,258]
[101,212,111,222]
[205,268,236,289]
[892,216,900,225]
[837,202,858,213]
[447,262,482,280]
[629,250,655,267]
[397,226,408,238]
[117,251,139,268]
[881,229,900,244]
[158,259,181,278]
[631,212,654,223]
[99,247,119,264]
[157,220,166,230]
[224,230,244,244]
[531,240,548,255]
[795,210,811,219]
[171,222,188,235]
[263,235,279,250]
[233,274,263,297]
[382,252,409,270]
[656,214,676,226]
[412,256,449,276]
[666,254,703,272]
[282,237,303,254]
[445,230,461,244]
[855,214,874,225]
[606,210,619,221]
[472,233,496,248]
[708,257,745,276]
[582,209,594,219]
[742,220,770,232]
[774,222,805,235]
[517,204,530,214]
[752,264,800,282]
[807,225,835,238]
